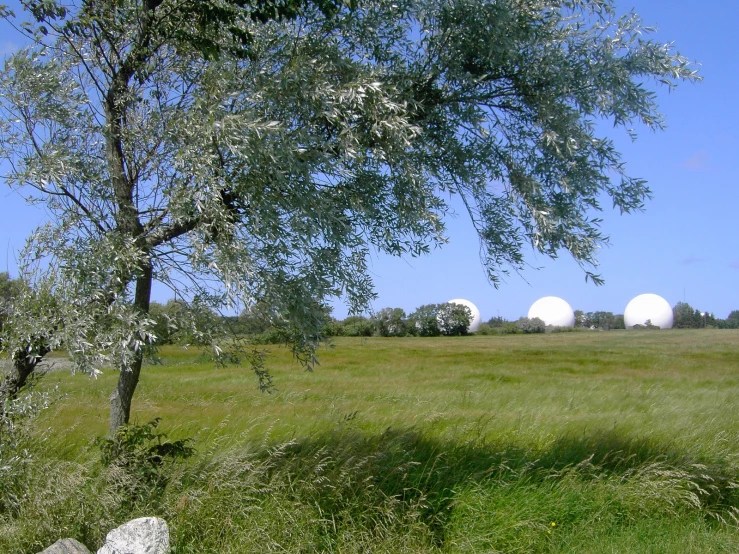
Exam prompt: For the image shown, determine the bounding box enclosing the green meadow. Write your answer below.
[2,330,739,552]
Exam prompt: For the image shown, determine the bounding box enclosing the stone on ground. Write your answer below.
[38,538,92,554]
[96,517,169,554]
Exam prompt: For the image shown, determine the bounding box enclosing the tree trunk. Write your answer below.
[0,345,49,417]
[109,262,152,436]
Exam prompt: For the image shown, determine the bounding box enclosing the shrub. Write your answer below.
[251,327,289,344]
[500,322,521,335]
[516,317,546,334]
[437,303,472,336]
[486,316,509,328]
[408,304,441,337]
[372,308,408,337]
[323,317,346,337]
[549,325,576,333]
[475,323,495,335]
[96,418,194,512]
[0,376,55,517]
[632,319,660,330]
[342,316,374,337]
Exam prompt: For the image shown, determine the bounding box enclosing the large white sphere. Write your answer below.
[624,294,673,329]
[528,296,575,327]
[447,298,482,333]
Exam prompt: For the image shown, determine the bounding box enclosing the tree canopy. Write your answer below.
[0,0,698,432]
[673,301,702,329]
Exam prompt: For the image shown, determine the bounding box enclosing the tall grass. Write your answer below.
[1,330,738,552]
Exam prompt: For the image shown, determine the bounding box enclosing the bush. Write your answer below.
[437,303,472,336]
[323,317,346,337]
[475,323,495,335]
[486,316,509,328]
[251,327,288,344]
[342,316,374,337]
[96,418,194,512]
[632,319,660,330]
[408,304,441,337]
[516,317,546,334]
[549,326,576,333]
[0,378,55,517]
[372,308,408,337]
[500,322,521,335]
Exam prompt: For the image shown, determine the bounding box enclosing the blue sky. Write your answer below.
[1,0,737,321]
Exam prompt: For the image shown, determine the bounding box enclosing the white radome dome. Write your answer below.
[528,296,575,327]
[624,294,673,329]
[447,298,482,333]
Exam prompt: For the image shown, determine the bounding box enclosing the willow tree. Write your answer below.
[0,0,697,433]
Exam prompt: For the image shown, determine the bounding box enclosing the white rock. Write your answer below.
[96,517,169,554]
[38,538,92,554]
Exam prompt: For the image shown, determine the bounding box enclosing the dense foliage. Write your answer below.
[372,307,408,337]
[721,310,739,329]
[515,316,546,334]
[575,310,625,330]
[673,301,715,329]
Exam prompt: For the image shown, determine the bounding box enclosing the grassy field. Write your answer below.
[2,330,739,552]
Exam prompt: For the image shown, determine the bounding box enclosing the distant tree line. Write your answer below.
[574,311,626,330]
[237,302,476,340]
[672,301,739,329]
[319,301,739,337]
[3,272,739,355]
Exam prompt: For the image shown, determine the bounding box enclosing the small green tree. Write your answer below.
[612,314,625,330]
[408,304,441,337]
[673,302,701,329]
[341,315,374,337]
[587,311,618,330]
[437,302,472,336]
[721,311,739,329]
[516,317,546,334]
[574,310,586,328]
[372,308,408,337]
[0,272,20,299]
[0,272,64,413]
[486,315,508,329]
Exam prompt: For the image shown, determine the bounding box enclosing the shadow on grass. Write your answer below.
[6,419,737,553]
[268,425,739,547]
